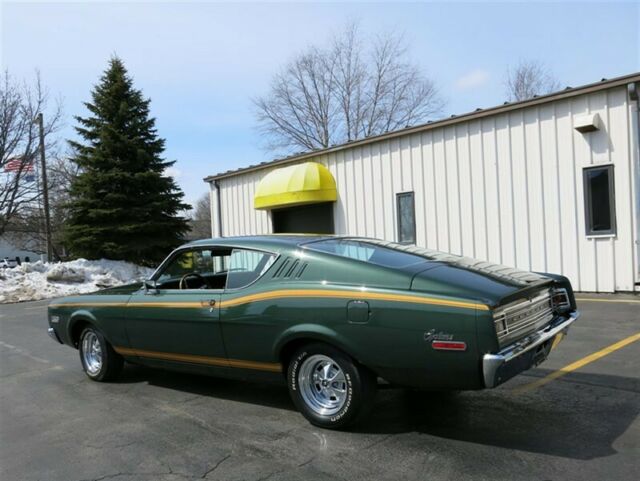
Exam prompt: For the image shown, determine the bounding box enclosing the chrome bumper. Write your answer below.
[47,327,62,344]
[482,310,580,388]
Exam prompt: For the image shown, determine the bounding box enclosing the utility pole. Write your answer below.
[35,113,53,262]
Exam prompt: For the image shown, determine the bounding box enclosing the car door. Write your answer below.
[124,247,229,368]
[219,248,281,371]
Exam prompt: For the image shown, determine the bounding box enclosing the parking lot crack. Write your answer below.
[201,454,231,478]
[255,470,285,481]
[297,457,315,468]
[77,470,183,481]
[84,440,138,450]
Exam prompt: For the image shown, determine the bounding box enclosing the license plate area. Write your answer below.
[531,340,552,367]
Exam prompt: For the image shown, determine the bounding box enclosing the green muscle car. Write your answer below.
[47,235,579,429]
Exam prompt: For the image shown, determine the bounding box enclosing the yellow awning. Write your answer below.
[254,161,337,210]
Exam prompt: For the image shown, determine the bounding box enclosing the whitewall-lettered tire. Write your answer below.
[287,343,376,429]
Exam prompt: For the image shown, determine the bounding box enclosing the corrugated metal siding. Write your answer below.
[213,85,639,292]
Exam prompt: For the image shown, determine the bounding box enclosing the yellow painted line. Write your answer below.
[114,346,282,373]
[515,332,640,393]
[51,289,488,311]
[575,297,640,304]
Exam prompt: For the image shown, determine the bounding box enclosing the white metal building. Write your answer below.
[205,73,640,293]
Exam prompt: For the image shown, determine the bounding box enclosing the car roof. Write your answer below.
[184,234,337,251]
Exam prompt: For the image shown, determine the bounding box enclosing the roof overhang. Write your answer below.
[253,161,337,210]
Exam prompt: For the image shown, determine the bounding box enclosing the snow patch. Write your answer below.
[0,259,154,303]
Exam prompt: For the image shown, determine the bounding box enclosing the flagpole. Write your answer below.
[34,113,52,262]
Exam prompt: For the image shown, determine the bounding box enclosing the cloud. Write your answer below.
[455,69,490,90]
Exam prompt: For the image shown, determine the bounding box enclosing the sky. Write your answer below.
[1,1,638,206]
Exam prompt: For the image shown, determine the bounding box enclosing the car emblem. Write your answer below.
[424,329,454,342]
[424,329,466,351]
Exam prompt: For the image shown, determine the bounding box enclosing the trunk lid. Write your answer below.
[410,260,552,307]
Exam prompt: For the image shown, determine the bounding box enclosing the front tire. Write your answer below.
[78,326,123,382]
[287,343,376,429]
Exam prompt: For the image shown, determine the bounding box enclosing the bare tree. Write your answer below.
[188,192,212,240]
[6,156,78,257]
[505,60,561,102]
[0,70,62,237]
[254,24,444,154]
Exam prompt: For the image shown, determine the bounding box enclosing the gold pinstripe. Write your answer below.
[113,346,282,372]
[52,289,489,311]
[52,302,129,308]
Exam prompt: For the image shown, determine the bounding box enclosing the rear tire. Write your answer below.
[287,343,376,429]
[78,326,123,382]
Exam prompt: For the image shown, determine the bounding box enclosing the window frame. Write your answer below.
[151,246,231,292]
[224,247,278,292]
[396,191,416,245]
[583,164,616,237]
[302,237,428,269]
[150,245,278,292]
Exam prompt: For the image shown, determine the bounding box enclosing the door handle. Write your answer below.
[200,299,217,312]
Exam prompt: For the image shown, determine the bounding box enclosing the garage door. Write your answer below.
[272,202,334,234]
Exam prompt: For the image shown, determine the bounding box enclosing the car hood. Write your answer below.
[411,261,552,307]
[92,282,143,295]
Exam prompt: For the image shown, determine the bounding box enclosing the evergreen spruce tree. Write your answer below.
[65,57,190,265]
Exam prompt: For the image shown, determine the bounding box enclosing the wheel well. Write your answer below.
[278,337,379,381]
[279,338,312,372]
[70,320,92,348]
[279,337,361,371]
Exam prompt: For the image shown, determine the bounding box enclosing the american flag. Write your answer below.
[3,158,34,173]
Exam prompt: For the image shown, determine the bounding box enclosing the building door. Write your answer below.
[271,202,334,234]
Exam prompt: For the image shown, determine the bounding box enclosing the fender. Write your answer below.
[67,310,102,346]
[273,323,365,364]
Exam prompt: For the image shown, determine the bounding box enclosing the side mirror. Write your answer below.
[143,279,158,295]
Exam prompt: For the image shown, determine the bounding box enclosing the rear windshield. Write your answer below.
[304,238,427,268]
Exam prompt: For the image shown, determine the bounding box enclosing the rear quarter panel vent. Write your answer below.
[272,257,308,279]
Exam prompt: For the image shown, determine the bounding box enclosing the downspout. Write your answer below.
[627,82,640,287]
[208,179,224,238]
[214,179,223,238]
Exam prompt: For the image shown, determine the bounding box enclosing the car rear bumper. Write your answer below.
[482,310,580,388]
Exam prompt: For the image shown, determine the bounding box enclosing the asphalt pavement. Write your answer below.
[0,296,638,481]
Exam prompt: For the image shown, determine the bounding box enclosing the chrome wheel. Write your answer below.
[82,331,103,375]
[298,354,348,416]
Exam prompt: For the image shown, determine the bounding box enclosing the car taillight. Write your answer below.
[432,341,467,351]
[551,288,571,312]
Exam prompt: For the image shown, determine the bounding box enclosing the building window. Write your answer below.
[396,192,416,244]
[583,165,616,236]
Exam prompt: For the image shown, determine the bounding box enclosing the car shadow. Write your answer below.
[356,369,640,460]
[118,363,296,412]
[116,364,638,460]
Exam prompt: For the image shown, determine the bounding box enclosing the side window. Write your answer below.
[225,249,276,290]
[342,242,374,261]
[396,192,416,244]
[305,239,426,268]
[583,165,616,236]
[157,250,210,281]
[156,249,230,289]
